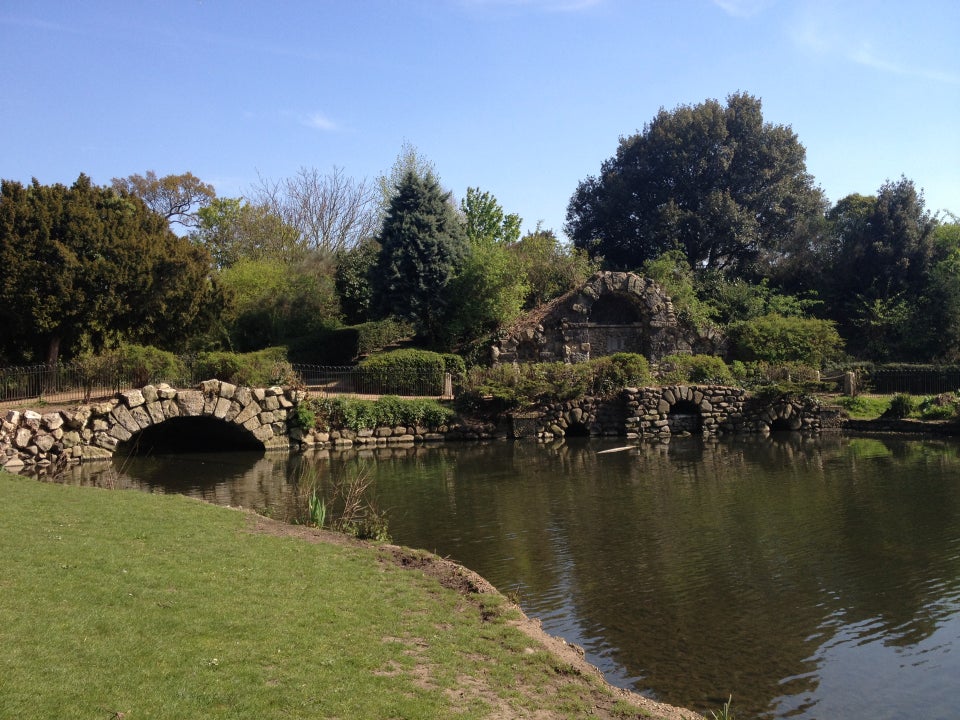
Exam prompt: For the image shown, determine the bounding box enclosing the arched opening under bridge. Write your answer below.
[118,417,265,456]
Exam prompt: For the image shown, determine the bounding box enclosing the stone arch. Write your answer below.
[764,403,803,433]
[587,293,644,324]
[493,271,692,365]
[668,399,703,434]
[118,415,266,455]
[656,385,718,436]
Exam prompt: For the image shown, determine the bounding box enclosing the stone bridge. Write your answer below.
[1,380,303,472]
[2,379,828,473]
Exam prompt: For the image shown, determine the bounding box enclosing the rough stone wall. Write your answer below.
[494,271,720,365]
[525,386,822,440]
[1,380,299,472]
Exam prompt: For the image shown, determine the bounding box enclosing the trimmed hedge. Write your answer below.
[287,319,415,365]
[192,347,293,387]
[358,349,447,395]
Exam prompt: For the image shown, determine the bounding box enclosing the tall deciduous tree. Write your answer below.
[565,93,826,274]
[111,170,216,229]
[443,189,527,346]
[461,187,521,246]
[192,197,300,268]
[0,175,217,365]
[372,170,467,344]
[250,166,379,258]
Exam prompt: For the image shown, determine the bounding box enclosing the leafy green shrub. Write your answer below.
[292,403,316,429]
[590,353,652,392]
[727,313,843,367]
[657,354,733,385]
[114,344,187,387]
[458,355,652,413]
[193,347,290,386]
[918,393,959,420]
[359,349,446,395]
[355,318,415,356]
[304,395,454,431]
[885,393,915,419]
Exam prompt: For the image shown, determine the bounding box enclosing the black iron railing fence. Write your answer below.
[0,362,452,406]
[869,369,960,396]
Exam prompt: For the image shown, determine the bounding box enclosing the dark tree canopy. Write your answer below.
[821,177,940,359]
[372,171,467,343]
[565,93,827,274]
[0,175,217,365]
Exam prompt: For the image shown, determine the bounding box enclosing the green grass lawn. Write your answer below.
[0,471,686,720]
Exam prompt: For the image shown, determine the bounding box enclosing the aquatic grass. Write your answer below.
[1,472,671,719]
[709,695,735,720]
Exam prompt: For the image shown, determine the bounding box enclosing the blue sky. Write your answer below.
[2,0,957,238]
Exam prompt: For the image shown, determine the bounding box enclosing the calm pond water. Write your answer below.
[55,433,960,719]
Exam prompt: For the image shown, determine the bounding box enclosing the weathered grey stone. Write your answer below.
[157,383,178,400]
[233,402,260,426]
[35,434,56,452]
[83,444,114,460]
[130,405,152,430]
[141,385,159,403]
[121,389,145,408]
[200,379,220,395]
[108,423,133,442]
[177,390,205,416]
[111,404,140,434]
[219,382,237,400]
[252,425,274,442]
[146,402,165,425]
[213,397,232,420]
[42,413,64,431]
[3,456,25,470]
[5,410,21,425]
[162,400,181,419]
[263,396,280,411]
[235,387,252,406]
[14,428,33,449]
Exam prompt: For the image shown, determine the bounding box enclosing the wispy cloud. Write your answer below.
[849,44,959,85]
[711,0,773,19]
[302,112,338,132]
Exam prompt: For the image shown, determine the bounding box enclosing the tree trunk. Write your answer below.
[43,335,61,396]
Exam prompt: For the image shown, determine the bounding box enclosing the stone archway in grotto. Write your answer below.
[668,399,703,434]
[117,416,265,456]
[587,293,644,324]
